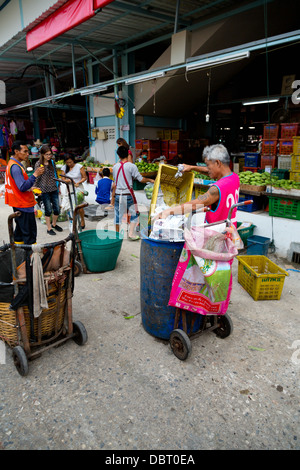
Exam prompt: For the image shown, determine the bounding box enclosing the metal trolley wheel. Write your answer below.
[213,313,233,339]
[74,260,83,277]
[12,346,29,377]
[72,321,88,345]
[169,329,192,361]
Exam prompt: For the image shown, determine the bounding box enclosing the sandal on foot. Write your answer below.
[128,235,140,241]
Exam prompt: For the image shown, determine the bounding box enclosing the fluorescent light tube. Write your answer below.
[186,51,250,72]
[242,97,279,105]
[125,71,166,85]
[80,86,107,96]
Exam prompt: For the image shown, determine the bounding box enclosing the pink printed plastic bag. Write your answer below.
[168,226,237,316]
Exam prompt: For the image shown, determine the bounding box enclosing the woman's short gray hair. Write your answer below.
[203,144,230,165]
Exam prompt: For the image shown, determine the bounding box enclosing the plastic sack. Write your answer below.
[76,189,85,204]
[144,182,154,199]
[168,223,240,315]
[60,184,70,212]
[184,224,239,262]
[168,245,233,315]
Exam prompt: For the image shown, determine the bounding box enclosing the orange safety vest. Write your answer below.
[5,159,36,208]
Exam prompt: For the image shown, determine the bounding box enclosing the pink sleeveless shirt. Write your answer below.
[205,172,240,227]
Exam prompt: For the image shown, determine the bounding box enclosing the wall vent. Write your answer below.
[292,251,300,264]
[288,242,300,264]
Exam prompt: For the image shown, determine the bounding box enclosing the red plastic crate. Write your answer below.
[279,139,293,155]
[135,140,143,149]
[161,140,169,154]
[168,150,177,161]
[147,150,161,161]
[243,167,260,173]
[281,123,299,139]
[263,124,279,139]
[261,140,277,155]
[168,140,185,152]
[261,155,276,169]
[142,140,161,150]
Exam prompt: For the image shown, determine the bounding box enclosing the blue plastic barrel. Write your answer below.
[140,230,203,340]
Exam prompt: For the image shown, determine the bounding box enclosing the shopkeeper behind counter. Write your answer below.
[156,144,240,227]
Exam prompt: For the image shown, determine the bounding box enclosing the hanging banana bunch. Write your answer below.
[115,98,125,119]
[117,106,125,119]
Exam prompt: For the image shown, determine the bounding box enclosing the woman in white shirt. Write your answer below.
[60,154,87,229]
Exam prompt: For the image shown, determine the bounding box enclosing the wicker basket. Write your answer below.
[0,275,68,348]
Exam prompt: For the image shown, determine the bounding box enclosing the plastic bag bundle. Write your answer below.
[144,182,154,199]
[150,214,186,242]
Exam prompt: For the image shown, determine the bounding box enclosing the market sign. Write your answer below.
[26,0,115,52]
[0,80,5,104]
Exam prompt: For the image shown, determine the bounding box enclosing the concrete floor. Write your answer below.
[0,189,299,451]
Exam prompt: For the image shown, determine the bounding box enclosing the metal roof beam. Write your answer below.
[111,0,190,26]
[0,34,26,57]
[0,56,71,67]
[181,0,229,18]
[114,0,275,56]
[1,27,299,116]
[53,36,114,50]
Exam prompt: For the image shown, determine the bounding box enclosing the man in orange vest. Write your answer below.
[5,141,44,244]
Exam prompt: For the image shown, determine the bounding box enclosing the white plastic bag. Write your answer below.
[150,214,187,242]
[60,184,70,212]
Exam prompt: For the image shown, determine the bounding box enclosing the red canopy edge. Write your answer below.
[26,0,95,52]
[94,0,115,9]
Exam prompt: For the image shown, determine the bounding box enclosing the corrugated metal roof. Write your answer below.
[0,0,299,112]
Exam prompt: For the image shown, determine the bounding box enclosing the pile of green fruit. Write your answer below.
[135,161,159,173]
[239,170,300,190]
[270,179,300,190]
[82,161,109,169]
[238,171,272,186]
[193,172,216,181]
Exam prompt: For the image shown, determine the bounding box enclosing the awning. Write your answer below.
[26,0,115,52]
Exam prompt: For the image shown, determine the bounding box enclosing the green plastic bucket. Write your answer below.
[79,230,123,272]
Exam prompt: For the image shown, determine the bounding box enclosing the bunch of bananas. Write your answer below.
[116,106,125,119]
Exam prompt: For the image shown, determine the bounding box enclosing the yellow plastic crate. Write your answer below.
[291,154,300,172]
[194,185,208,199]
[290,171,300,182]
[149,163,194,219]
[293,136,300,155]
[237,255,288,301]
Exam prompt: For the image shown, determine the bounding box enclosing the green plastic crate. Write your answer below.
[269,196,300,220]
[271,169,290,180]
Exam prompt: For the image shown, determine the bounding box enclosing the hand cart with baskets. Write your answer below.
[0,211,88,376]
